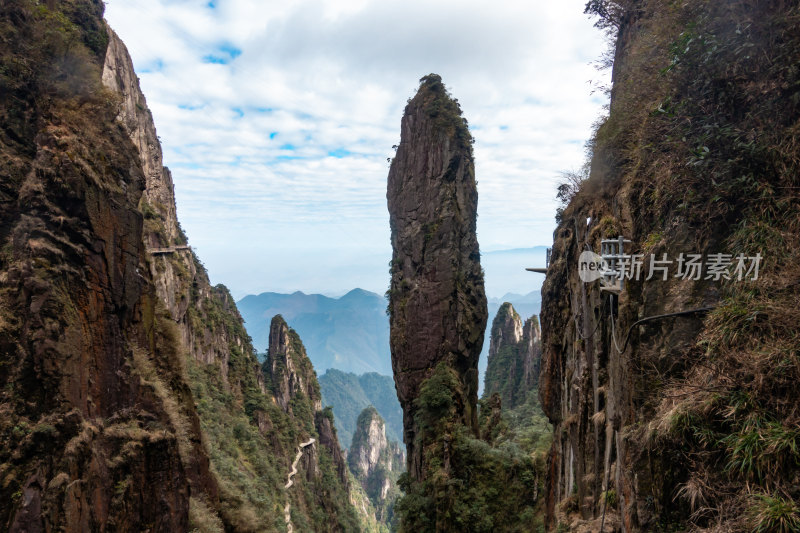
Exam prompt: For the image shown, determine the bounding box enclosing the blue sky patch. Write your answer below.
[170,162,202,170]
[202,55,227,64]
[328,148,351,158]
[140,58,164,73]
[202,43,242,64]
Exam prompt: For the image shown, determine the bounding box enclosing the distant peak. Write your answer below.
[340,287,375,300]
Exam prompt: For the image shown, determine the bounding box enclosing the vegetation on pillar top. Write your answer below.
[411,73,474,148]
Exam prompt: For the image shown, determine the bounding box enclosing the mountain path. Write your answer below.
[284,437,315,533]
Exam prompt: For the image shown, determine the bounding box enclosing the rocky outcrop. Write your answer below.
[262,314,353,509]
[540,2,800,531]
[490,303,524,355]
[102,28,243,377]
[348,407,404,523]
[387,74,487,480]
[349,406,388,478]
[483,303,542,410]
[349,407,404,480]
[521,316,542,390]
[264,314,322,412]
[0,3,360,530]
[0,2,197,529]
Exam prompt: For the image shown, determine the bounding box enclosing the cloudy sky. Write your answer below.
[104,0,610,299]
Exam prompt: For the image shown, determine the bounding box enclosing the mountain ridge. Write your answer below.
[239,288,393,375]
[238,287,542,391]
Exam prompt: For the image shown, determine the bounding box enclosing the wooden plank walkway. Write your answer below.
[147,245,191,255]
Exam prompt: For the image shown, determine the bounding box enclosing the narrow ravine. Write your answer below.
[284,437,315,533]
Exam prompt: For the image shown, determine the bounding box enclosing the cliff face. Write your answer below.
[265,315,322,413]
[0,2,197,529]
[101,28,179,246]
[102,28,239,375]
[348,406,404,524]
[0,3,359,531]
[521,316,542,390]
[315,408,350,487]
[104,20,358,533]
[482,303,542,410]
[386,73,487,480]
[540,1,800,531]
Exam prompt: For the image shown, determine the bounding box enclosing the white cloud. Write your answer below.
[104,0,610,297]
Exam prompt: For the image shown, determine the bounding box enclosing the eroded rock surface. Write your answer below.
[0,3,195,529]
[0,4,358,530]
[265,315,323,413]
[387,74,487,479]
[539,2,800,531]
[348,406,404,523]
[483,303,542,410]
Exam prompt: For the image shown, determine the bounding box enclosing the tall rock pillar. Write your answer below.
[386,74,487,480]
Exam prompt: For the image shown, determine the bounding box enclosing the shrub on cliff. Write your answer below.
[394,364,545,533]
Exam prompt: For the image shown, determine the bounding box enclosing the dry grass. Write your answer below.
[189,496,225,533]
[63,419,97,456]
[574,2,800,530]
[131,343,192,461]
[564,413,579,428]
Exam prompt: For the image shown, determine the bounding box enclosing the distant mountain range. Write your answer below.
[238,288,393,375]
[238,287,541,385]
[237,246,546,396]
[237,284,542,397]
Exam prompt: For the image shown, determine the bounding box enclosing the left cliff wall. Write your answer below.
[0,1,198,529]
[0,2,360,531]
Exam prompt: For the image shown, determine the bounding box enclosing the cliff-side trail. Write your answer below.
[284,437,316,533]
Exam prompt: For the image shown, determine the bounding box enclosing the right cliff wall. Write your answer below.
[540,1,800,531]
